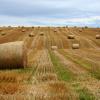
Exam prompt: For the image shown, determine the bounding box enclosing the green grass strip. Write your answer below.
[49,50,74,81]
[61,50,100,80]
[72,83,95,100]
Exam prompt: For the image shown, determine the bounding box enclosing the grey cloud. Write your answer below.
[0,0,100,26]
[0,0,100,18]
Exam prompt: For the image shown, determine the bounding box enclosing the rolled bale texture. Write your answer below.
[96,34,100,39]
[67,35,75,39]
[0,41,27,69]
[72,44,80,49]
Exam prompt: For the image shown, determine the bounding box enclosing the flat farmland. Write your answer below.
[0,26,100,100]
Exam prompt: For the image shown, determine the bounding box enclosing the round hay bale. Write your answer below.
[22,29,26,32]
[0,41,27,69]
[1,32,6,36]
[54,29,57,32]
[29,32,35,37]
[40,32,44,36]
[67,35,75,39]
[96,34,100,39]
[51,46,58,50]
[79,29,82,32]
[0,29,2,31]
[72,44,80,49]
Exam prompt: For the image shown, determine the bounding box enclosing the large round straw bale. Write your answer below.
[96,34,100,39]
[54,29,57,32]
[68,35,75,39]
[40,32,44,36]
[1,32,6,36]
[22,29,26,32]
[29,32,35,37]
[79,29,82,32]
[51,46,58,50]
[72,44,80,49]
[0,41,27,69]
[0,29,2,31]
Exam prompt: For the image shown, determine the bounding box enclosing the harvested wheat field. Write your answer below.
[0,26,100,100]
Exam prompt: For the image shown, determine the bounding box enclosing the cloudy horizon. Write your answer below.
[0,0,100,27]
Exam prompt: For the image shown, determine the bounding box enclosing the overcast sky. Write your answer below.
[0,0,100,26]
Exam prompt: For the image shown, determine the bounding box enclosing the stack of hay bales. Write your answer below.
[51,46,58,50]
[0,41,27,69]
[29,32,35,37]
[40,32,44,36]
[67,34,75,39]
[72,44,80,49]
[96,34,100,39]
